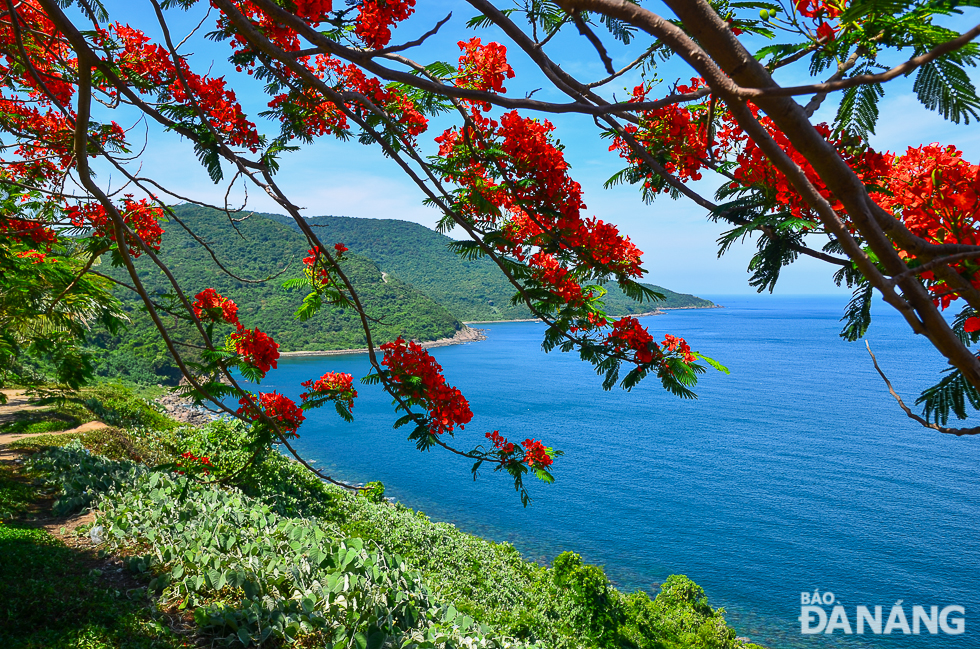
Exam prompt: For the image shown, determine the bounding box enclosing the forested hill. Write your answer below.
[243,208,715,320]
[90,206,461,383]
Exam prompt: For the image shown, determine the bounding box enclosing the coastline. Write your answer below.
[462,309,666,325]
[277,325,488,358]
[277,303,721,358]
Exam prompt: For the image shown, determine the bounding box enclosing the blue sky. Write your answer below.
[93,1,980,296]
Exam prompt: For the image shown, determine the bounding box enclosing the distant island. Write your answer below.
[88,205,715,384]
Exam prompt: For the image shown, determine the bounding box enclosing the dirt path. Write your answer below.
[0,389,108,463]
[0,389,44,423]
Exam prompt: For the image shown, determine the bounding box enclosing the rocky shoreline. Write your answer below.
[463,309,666,325]
[277,325,488,358]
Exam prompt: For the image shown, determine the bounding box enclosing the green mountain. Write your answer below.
[90,206,461,384]
[89,205,713,384]
[255,210,715,320]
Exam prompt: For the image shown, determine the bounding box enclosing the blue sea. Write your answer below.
[250,295,980,648]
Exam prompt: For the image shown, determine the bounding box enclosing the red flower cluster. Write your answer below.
[522,439,553,468]
[794,0,843,43]
[455,38,514,111]
[486,430,516,455]
[874,144,980,309]
[334,242,348,256]
[303,246,334,286]
[528,252,585,305]
[15,249,49,264]
[730,117,890,222]
[606,316,657,364]
[486,431,554,469]
[192,288,240,325]
[355,0,416,49]
[438,107,644,308]
[663,334,697,363]
[380,337,473,435]
[237,391,305,437]
[300,371,357,410]
[0,2,128,191]
[293,0,332,21]
[66,196,166,257]
[230,326,280,376]
[176,451,212,475]
[105,24,259,152]
[610,80,711,190]
[270,55,427,142]
[795,0,843,18]
[0,217,58,247]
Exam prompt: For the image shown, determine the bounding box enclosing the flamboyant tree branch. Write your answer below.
[555,0,980,394]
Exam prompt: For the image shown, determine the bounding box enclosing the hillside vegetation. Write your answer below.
[253,209,715,320]
[87,206,713,385]
[90,207,461,384]
[1,385,759,649]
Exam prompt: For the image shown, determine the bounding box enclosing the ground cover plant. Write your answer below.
[2,0,979,512]
[2,386,761,648]
[0,522,191,649]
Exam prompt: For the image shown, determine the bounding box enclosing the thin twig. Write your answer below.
[866,341,980,436]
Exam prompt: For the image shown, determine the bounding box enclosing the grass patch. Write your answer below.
[0,411,83,436]
[0,464,35,521]
[10,425,170,465]
[0,523,186,648]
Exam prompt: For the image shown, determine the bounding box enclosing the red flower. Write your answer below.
[380,337,472,435]
[15,249,48,264]
[522,439,553,468]
[230,326,280,376]
[66,196,165,257]
[192,288,240,325]
[237,391,305,437]
[1,217,57,246]
[175,451,212,475]
[355,0,415,49]
[334,242,348,256]
[606,317,657,364]
[662,334,697,363]
[300,371,357,410]
[816,21,836,42]
[486,430,516,455]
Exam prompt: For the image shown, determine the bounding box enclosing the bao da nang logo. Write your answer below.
[800,590,965,635]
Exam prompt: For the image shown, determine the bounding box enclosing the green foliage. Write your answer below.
[19,421,745,649]
[90,205,463,384]
[0,522,186,649]
[0,207,127,392]
[839,282,874,342]
[0,410,80,436]
[263,210,714,320]
[834,72,884,139]
[915,307,980,425]
[0,464,35,521]
[912,51,980,125]
[80,383,176,431]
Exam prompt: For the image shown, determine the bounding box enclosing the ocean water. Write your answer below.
[249,295,980,648]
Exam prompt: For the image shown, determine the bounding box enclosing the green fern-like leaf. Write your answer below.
[839,282,873,341]
[916,367,980,425]
[913,56,980,124]
[834,77,884,139]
